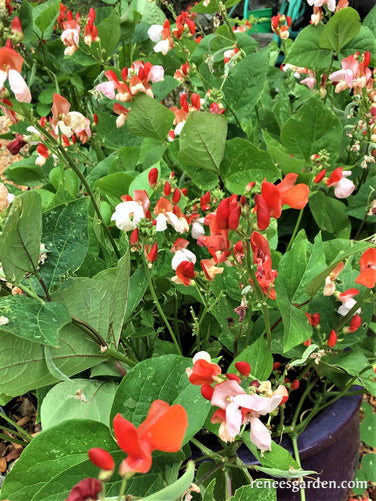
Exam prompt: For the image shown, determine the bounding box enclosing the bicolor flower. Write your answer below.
[323,262,344,296]
[186,352,221,385]
[113,400,188,475]
[326,167,355,199]
[0,183,14,212]
[210,380,282,450]
[111,200,145,231]
[61,19,80,55]
[0,47,31,102]
[329,52,371,93]
[336,289,361,316]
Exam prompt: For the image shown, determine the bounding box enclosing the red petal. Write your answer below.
[138,401,188,452]
[281,184,309,209]
[355,268,376,288]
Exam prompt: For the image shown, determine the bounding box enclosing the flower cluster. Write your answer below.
[187,352,287,450]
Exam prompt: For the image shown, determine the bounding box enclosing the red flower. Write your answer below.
[66,478,102,501]
[250,232,278,299]
[255,174,309,230]
[355,248,376,288]
[113,400,188,475]
[172,260,196,286]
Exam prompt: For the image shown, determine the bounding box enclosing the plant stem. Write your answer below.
[117,477,127,501]
[291,375,318,430]
[143,259,182,355]
[286,208,304,252]
[0,411,34,441]
[71,316,136,367]
[291,434,306,501]
[0,432,28,447]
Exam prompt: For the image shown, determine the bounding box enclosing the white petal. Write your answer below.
[249,417,272,451]
[148,24,163,42]
[8,70,31,103]
[0,70,7,89]
[226,402,242,438]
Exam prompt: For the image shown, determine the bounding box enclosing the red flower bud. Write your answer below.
[328,330,337,348]
[172,188,181,204]
[130,228,139,245]
[314,168,326,183]
[148,167,158,188]
[93,113,98,125]
[348,314,362,333]
[201,383,214,400]
[145,242,158,263]
[88,448,114,471]
[226,373,241,383]
[273,362,281,371]
[235,361,251,376]
[164,181,171,196]
[181,188,188,196]
[291,379,300,390]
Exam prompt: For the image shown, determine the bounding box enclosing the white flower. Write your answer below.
[111,201,145,231]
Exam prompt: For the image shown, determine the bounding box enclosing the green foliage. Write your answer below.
[0,191,42,284]
[319,8,361,52]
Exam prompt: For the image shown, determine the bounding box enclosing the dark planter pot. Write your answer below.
[237,391,363,501]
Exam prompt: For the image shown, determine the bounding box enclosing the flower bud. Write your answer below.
[235,361,251,377]
[148,167,158,188]
[88,448,114,471]
[327,330,337,348]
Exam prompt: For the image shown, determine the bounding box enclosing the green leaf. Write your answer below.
[280,97,342,162]
[19,0,34,43]
[275,242,314,350]
[360,412,376,447]
[52,253,130,346]
[110,355,210,443]
[126,93,174,141]
[152,76,180,101]
[319,8,361,52]
[252,465,317,479]
[362,453,376,482]
[262,131,305,175]
[309,191,351,236]
[0,420,120,501]
[0,296,71,347]
[329,349,369,376]
[124,266,148,323]
[220,138,280,194]
[178,111,227,180]
[97,10,121,59]
[0,324,104,397]
[94,172,135,199]
[242,433,299,471]
[339,25,376,61]
[140,461,195,501]
[41,378,118,429]
[286,25,332,70]
[228,337,273,381]
[347,175,376,222]
[0,191,41,283]
[39,198,90,292]
[223,49,269,121]
[305,240,370,296]
[4,157,45,187]
[230,484,276,501]
[95,112,142,149]
[34,0,60,36]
